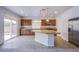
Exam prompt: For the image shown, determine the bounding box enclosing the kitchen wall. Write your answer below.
[0,7,5,44]
[56,6,79,41]
[32,20,41,29]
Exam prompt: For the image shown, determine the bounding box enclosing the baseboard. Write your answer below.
[69,40,79,47]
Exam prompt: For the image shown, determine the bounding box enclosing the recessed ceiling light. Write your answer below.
[54,11,58,14]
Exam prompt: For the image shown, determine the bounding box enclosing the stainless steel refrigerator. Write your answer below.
[68,17,79,46]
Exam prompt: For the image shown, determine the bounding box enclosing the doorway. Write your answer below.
[4,16,17,41]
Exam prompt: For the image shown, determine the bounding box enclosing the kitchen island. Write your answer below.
[33,30,59,47]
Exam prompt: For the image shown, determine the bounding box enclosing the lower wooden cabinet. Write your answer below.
[20,28,35,35]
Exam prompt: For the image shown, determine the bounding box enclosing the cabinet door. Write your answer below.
[20,19,35,35]
[41,19,56,26]
[49,19,56,26]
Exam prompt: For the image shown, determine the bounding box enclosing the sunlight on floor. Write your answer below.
[4,34,16,41]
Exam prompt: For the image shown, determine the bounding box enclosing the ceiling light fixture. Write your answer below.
[40,7,56,21]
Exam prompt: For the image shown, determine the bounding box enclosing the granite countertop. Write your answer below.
[32,29,60,34]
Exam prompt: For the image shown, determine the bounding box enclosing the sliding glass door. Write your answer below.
[4,16,17,41]
[4,18,11,40]
[11,20,17,37]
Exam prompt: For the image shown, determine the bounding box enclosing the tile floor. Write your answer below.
[0,36,79,52]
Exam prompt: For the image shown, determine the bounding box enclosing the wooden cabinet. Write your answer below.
[49,19,56,26]
[21,19,32,26]
[20,19,35,35]
[41,19,57,31]
[20,28,35,35]
[41,19,56,26]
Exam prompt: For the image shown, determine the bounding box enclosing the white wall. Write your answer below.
[32,20,41,29]
[56,7,79,41]
[0,7,5,44]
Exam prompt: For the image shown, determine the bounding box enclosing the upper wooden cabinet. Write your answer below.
[21,19,32,26]
[41,19,56,26]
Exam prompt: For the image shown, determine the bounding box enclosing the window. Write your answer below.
[4,16,17,41]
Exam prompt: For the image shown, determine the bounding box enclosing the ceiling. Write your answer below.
[4,6,73,19]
